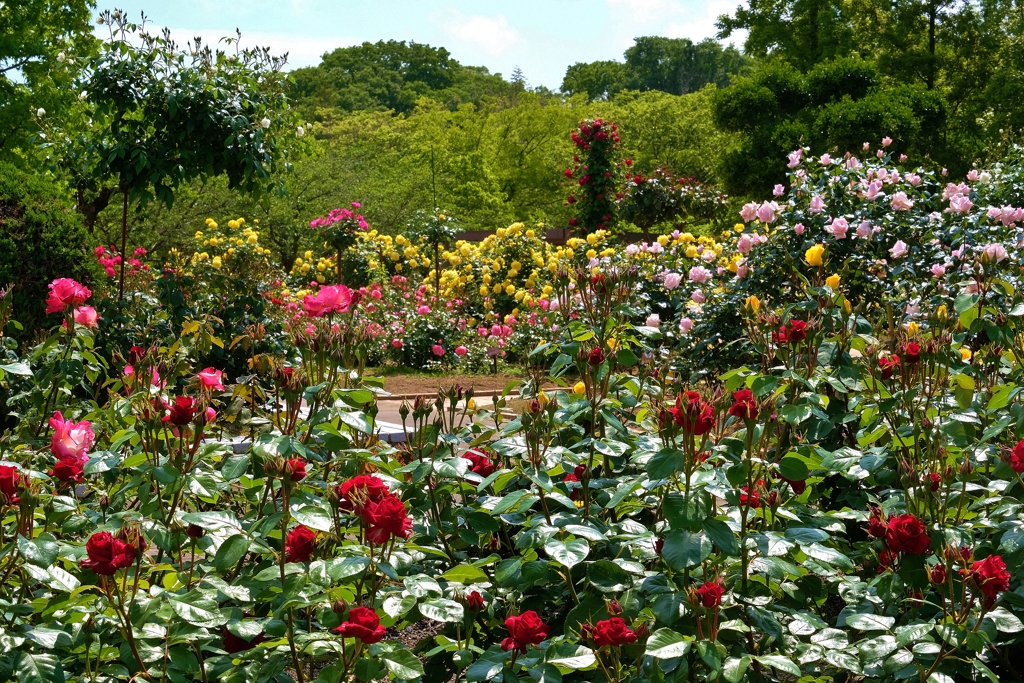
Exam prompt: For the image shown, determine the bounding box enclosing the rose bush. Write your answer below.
[2,137,1024,683]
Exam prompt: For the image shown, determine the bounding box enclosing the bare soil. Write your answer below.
[379,372,526,397]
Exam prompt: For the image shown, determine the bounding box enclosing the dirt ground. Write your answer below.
[379,372,527,397]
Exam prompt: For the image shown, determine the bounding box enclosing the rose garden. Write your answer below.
[5,5,1024,683]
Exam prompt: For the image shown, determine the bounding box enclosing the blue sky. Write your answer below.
[103,0,746,89]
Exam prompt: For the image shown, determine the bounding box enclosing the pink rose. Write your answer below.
[432,344,445,357]
[773,184,785,196]
[931,263,946,278]
[49,411,95,461]
[46,279,91,314]
[891,192,914,211]
[794,223,805,234]
[197,367,225,390]
[739,202,758,222]
[691,290,705,304]
[679,317,694,333]
[689,266,711,285]
[663,273,681,290]
[881,136,892,147]
[787,150,802,168]
[809,195,825,214]
[889,240,909,258]
[756,201,779,224]
[857,221,872,239]
[303,285,353,317]
[829,217,849,240]
[455,345,468,356]
[73,306,98,328]
[645,314,660,328]
[737,234,753,254]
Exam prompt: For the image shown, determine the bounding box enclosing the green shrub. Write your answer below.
[0,163,100,338]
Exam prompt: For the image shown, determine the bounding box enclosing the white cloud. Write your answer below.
[438,11,521,57]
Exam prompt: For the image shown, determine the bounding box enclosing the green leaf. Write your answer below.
[661,529,711,570]
[169,590,227,627]
[845,613,894,631]
[543,538,589,568]
[755,654,800,677]
[801,542,854,570]
[376,645,425,679]
[419,598,465,623]
[440,564,489,584]
[702,518,739,556]
[722,656,751,683]
[291,505,333,532]
[214,534,249,573]
[823,649,862,673]
[644,628,691,659]
[895,623,932,646]
[858,635,898,662]
[0,362,32,377]
[587,560,632,592]
[546,643,597,669]
[17,535,59,568]
[614,348,638,366]
[15,652,59,683]
[985,608,1024,633]
[779,404,812,425]
[779,456,809,481]
[467,650,507,682]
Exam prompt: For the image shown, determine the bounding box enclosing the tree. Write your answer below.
[562,37,748,100]
[0,0,95,163]
[717,0,855,71]
[45,11,292,299]
[288,40,511,116]
[713,58,947,195]
[561,60,628,100]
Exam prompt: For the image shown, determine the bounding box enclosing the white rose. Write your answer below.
[36,108,45,117]
[260,118,271,129]
[296,126,305,137]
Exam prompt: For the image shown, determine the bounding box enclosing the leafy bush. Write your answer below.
[0,162,100,338]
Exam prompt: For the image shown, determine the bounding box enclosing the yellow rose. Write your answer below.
[573,381,586,395]
[960,347,972,361]
[906,321,920,336]
[745,295,761,314]
[805,244,825,267]
[538,391,549,408]
[607,338,617,351]
[467,398,476,411]
[826,274,841,289]
[936,305,947,320]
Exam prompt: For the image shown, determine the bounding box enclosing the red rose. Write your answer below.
[285,525,317,563]
[971,555,1010,605]
[728,389,758,421]
[361,494,412,545]
[588,348,604,366]
[463,450,496,477]
[466,591,486,612]
[885,514,930,554]
[186,524,205,539]
[669,392,715,436]
[337,475,389,513]
[167,396,197,426]
[879,354,900,380]
[930,563,947,584]
[926,472,941,491]
[334,606,386,643]
[222,626,266,653]
[0,465,21,504]
[867,505,887,538]
[1009,440,1024,473]
[501,610,549,653]
[740,484,762,509]
[51,456,85,484]
[654,538,664,556]
[80,531,136,575]
[771,325,789,344]
[46,278,91,314]
[285,457,307,482]
[903,342,921,363]
[696,581,725,608]
[782,477,806,495]
[593,617,637,647]
[788,320,807,342]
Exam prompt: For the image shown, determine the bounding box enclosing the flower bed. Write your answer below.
[2,140,1024,683]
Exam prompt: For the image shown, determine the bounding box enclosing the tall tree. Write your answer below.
[0,0,95,162]
[717,0,855,71]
